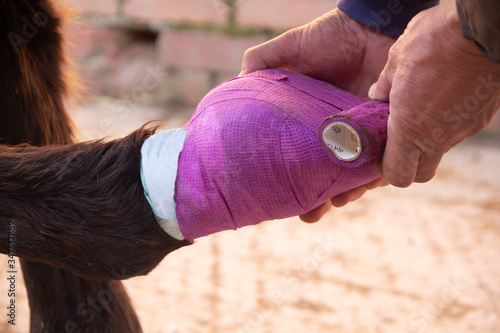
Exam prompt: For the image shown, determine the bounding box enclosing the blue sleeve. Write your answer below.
[337,0,439,38]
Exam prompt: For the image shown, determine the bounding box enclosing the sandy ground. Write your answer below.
[1,99,499,333]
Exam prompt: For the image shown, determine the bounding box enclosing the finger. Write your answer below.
[368,50,397,102]
[380,117,420,187]
[413,150,444,183]
[299,201,332,223]
[381,108,446,186]
[330,186,368,208]
[240,30,299,76]
[364,177,389,190]
[328,177,387,209]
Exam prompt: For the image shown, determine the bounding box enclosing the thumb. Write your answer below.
[368,62,394,102]
[240,30,299,76]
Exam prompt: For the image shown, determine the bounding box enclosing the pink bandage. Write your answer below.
[175,69,389,241]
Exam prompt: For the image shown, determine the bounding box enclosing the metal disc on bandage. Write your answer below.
[322,122,362,162]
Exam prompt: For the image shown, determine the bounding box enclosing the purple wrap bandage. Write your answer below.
[174,69,389,241]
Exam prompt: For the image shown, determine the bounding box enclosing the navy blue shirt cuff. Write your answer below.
[337,0,439,38]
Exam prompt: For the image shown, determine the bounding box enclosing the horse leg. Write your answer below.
[1,0,143,331]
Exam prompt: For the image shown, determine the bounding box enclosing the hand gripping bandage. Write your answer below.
[141,69,389,242]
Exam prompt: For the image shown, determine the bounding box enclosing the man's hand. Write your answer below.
[369,0,500,187]
[300,178,389,223]
[241,9,395,222]
[241,8,395,97]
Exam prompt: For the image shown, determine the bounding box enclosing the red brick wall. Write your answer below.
[122,0,225,24]
[62,0,500,136]
[64,0,338,107]
[237,0,335,30]
[69,0,336,29]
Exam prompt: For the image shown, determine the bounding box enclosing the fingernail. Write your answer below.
[368,83,376,100]
[238,71,245,77]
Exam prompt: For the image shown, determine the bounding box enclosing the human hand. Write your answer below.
[369,0,500,187]
[241,9,395,221]
[240,8,395,97]
[299,177,389,223]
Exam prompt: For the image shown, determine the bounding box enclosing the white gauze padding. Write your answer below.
[140,129,187,240]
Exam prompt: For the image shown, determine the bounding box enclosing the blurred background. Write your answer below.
[1,0,500,332]
[63,0,337,140]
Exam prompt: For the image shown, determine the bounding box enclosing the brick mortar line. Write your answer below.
[75,12,283,36]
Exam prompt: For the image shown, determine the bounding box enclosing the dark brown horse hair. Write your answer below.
[0,128,190,280]
[0,0,190,331]
[0,0,74,146]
